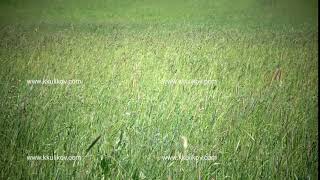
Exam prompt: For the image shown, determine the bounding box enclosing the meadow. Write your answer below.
[0,0,318,179]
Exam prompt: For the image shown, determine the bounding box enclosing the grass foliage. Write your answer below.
[0,0,318,179]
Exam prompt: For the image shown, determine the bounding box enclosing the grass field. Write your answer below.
[0,0,318,179]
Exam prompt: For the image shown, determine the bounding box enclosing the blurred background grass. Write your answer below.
[0,0,318,27]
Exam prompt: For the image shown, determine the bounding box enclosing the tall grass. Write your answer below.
[0,0,318,179]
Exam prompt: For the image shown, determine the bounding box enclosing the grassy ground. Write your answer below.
[0,0,318,179]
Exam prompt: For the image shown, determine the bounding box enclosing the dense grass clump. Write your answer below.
[0,0,318,179]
